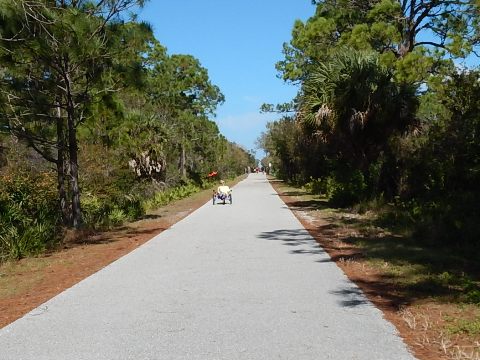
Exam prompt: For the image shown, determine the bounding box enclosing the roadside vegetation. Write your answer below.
[273,180,479,360]
[259,1,480,359]
[0,1,254,261]
[260,0,480,259]
[259,0,480,292]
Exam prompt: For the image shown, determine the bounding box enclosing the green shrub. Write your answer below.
[304,178,324,195]
[81,193,145,229]
[462,278,480,305]
[81,193,110,227]
[121,195,144,219]
[0,170,59,260]
[143,182,200,211]
[81,173,202,230]
[447,317,480,336]
[302,170,368,207]
[107,208,127,226]
[320,170,367,207]
[465,290,480,304]
[402,193,480,252]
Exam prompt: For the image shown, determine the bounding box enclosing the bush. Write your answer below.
[79,142,146,229]
[119,195,144,219]
[307,170,367,207]
[0,170,59,260]
[81,181,200,228]
[304,178,324,195]
[411,197,480,251]
[374,191,480,257]
[303,170,368,207]
[107,208,127,226]
[81,193,110,227]
[143,182,200,211]
[81,193,144,229]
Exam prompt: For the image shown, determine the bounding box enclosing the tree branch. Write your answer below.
[415,41,448,49]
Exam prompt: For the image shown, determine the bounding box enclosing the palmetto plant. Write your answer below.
[299,49,419,169]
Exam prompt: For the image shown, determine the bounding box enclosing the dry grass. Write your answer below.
[399,304,480,360]
[0,259,50,298]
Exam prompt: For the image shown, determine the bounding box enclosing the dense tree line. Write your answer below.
[259,0,480,253]
[0,0,253,260]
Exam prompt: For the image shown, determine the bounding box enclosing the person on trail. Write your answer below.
[216,180,231,195]
[213,180,232,205]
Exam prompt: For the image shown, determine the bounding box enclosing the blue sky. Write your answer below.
[138,1,315,157]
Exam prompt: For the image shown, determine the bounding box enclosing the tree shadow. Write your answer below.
[287,199,330,212]
[139,214,162,220]
[331,277,412,309]
[69,226,166,246]
[270,178,480,305]
[330,283,370,307]
[334,229,479,304]
[272,190,307,197]
[286,206,473,305]
[257,229,326,256]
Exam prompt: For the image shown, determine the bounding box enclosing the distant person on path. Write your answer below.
[217,180,231,195]
[213,180,232,205]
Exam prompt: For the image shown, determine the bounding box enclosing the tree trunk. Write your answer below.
[180,143,186,178]
[64,66,82,228]
[56,102,69,225]
[67,112,82,228]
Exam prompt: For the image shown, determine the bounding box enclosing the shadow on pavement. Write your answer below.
[258,229,373,308]
[330,284,370,308]
[257,229,325,256]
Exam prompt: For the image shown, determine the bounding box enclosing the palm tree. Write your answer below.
[298,49,419,171]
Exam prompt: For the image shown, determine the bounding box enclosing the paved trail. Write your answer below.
[0,174,416,360]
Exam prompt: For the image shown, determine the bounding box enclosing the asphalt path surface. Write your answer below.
[0,174,416,360]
